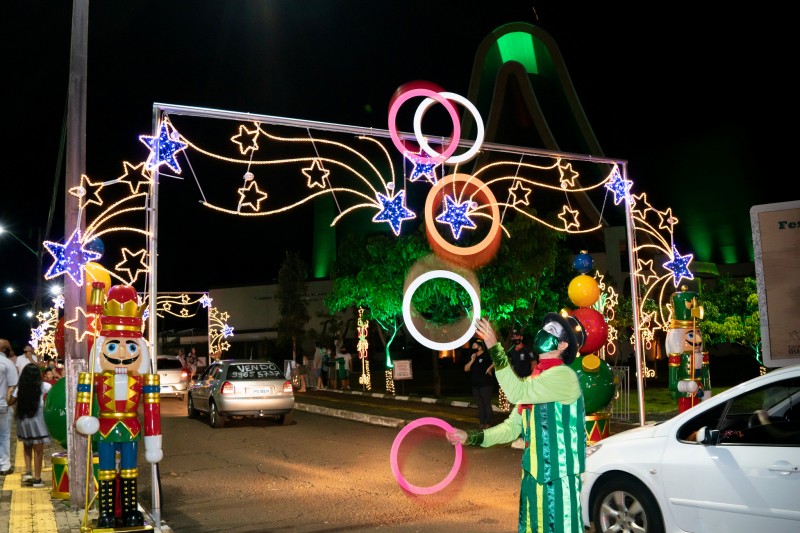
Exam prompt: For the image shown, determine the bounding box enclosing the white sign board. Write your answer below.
[392,359,413,381]
[750,200,800,367]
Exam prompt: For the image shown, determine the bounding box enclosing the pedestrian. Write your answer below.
[508,328,536,378]
[313,342,325,390]
[8,363,51,487]
[16,343,41,375]
[336,346,352,390]
[186,347,199,378]
[295,352,308,392]
[464,339,495,429]
[448,314,586,533]
[326,347,337,389]
[0,338,19,476]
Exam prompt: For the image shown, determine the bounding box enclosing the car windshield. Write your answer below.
[158,359,185,370]
[225,362,283,380]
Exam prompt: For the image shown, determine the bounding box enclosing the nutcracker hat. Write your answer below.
[670,286,703,329]
[540,311,583,366]
[91,283,146,338]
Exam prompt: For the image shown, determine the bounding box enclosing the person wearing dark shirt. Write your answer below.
[464,339,495,429]
[508,328,536,377]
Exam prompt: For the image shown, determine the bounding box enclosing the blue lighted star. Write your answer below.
[222,324,235,338]
[372,190,416,236]
[409,159,438,184]
[436,194,477,240]
[200,294,213,309]
[139,123,188,174]
[604,167,633,205]
[663,245,695,287]
[44,229,102,287]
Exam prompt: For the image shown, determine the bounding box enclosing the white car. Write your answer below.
[155,355,191,400]
[582,364,800,533]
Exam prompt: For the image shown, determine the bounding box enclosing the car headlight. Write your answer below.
[585,443,602,458]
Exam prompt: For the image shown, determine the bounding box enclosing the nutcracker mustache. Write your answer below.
[104,354,140,366]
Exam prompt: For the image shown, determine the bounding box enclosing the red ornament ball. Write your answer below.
[569,307,608,354]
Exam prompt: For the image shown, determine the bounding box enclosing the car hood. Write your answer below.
[595,421,661,444]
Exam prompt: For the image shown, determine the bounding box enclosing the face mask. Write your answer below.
[532,329,559,355]
[512,338,522,345]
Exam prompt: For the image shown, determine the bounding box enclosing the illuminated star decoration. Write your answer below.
[222,324,234,337]
[237,179,269,211]
[230,124,260,155]
[68,174,104,209]
[115,248,149,284]
[301,158,330,189]
[53,294,65,309]
[604,167,633,205]
[44,229,102,286]
[663,245,695,287]
[139,122,188,174]
[64,307,98,342]
[557,205,581,231]
[118,161,153,195]
[200,294,213,308]
[408,158,438,184]
[436,195,476,239]
[558,161,579,189]
[372,190,416,236]
[508,180,531,206]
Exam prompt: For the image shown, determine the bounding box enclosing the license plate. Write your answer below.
[160,386,173,392]
[251,387,272,395]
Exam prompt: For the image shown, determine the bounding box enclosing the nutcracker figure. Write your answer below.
[74,283,162,530]
[665,286,711,413]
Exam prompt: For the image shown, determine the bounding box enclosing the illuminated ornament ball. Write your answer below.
[568,307,609,354]
[569,354,616,414]
[572,250,593,274]
[568,274,601,308]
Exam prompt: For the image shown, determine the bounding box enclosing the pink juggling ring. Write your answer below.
[387,88,461,165]
[390,416,462,495]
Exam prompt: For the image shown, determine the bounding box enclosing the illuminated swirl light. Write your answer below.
[413,92,484,164]
[402,260,480,351]
[390,417,463,495]
[388,88,461,165]
[425,173,501,269]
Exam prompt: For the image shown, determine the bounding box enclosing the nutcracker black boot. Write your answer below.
[121,470,144,527]
[96,473,117,528]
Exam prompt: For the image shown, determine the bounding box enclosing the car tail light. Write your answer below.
[181,370,189,380]
[283,381,293,393]
[221,381,235,394]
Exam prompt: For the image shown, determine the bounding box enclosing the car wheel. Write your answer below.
[187,395,198,419]
[592,475,664,533]
[209,401,226,429]
[279,411,293,426]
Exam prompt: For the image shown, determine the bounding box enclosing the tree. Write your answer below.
[698,275,762,364]
[275,251,310,360]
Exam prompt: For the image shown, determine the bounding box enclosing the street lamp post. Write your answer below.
[0,224,44,316]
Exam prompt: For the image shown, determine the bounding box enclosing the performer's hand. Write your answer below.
[75,415,99,435]
[474,318,498,349]
[144,435,163,463]
[447,428,467,446]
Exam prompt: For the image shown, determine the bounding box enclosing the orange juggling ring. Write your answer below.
[424,173,501,269]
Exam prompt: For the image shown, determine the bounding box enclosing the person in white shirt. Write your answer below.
[16,344,40,375]
[9,363,52,487]
[0,338,20,476]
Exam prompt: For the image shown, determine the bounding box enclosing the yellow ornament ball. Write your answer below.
[568,274,600,308]
[84,261,112,302]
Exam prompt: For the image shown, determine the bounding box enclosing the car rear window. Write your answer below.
[158,359,185,370]
[225,362,283,380]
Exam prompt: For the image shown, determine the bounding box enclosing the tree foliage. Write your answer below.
[698,275,761,363]
[275,251,310,358]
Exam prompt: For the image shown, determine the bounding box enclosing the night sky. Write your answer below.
[3,1,791,346]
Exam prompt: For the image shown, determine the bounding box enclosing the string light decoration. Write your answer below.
[30,296,61,359]
[356,307,371,390]
[35,92,700,396]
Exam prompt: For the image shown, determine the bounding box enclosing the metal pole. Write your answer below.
[621,163,646,426]
[147,107,162,527]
